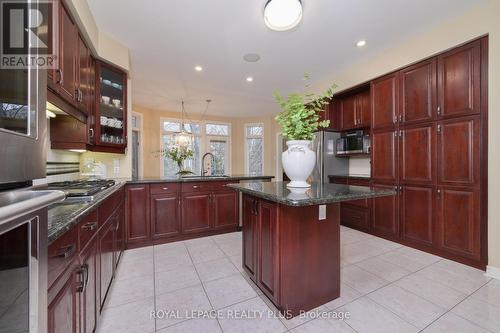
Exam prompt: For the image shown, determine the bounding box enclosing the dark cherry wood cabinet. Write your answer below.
[437,40,481,119]
[371,73,398,130]
[55,2,78,105]
[242,195,257,281]
[399,124,436,184]
[213,191,239,230]
[400,185,434,246]
[340,204,370,232]
[399,59,437,125]
[98,219,114,308]
[371,130,398,182]
[151,194,181,239]
[77,34,92,115]
[256,200,279,303]
[371,183,399,238]
[48,260,79,333]
[338,90,371,130]
[340,95,357,130]
[79,239,97,333]
[125,185,150,245]
[437,116,480,187]
[181,192,212,234]
[437,187,481,260]
[357,90,371,128]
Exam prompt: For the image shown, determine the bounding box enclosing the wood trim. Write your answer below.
[480,36,489,266]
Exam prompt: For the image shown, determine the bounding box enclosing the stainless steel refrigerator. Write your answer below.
[310,130,349,183]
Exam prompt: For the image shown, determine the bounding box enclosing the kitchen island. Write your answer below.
[227,181,394,318]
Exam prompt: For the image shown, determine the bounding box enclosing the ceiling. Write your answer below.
[87,0,484,117]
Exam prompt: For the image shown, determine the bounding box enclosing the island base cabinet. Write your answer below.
[242,194,341,318]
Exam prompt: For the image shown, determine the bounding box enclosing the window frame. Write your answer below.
[160,118,232,177]
[244,123,264,175]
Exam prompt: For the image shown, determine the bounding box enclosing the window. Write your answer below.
[245,123,264,175]
[160,119,231,177]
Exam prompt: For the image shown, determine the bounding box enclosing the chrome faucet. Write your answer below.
[201,152,215,176]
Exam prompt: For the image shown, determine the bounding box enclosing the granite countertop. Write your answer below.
[227,181,394,207]
[328,174,371,180]
[47,181,126,244]
[124,174,274,184]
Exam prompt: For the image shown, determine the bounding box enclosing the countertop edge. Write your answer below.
[125,175,274,184]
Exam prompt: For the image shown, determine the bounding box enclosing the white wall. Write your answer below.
[312,0,500,274]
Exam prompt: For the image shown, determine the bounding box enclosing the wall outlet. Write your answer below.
[113,167,120,174]
[113,159,120,174]
[318,205,326,220]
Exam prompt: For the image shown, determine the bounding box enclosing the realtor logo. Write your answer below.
[1,0,58,69]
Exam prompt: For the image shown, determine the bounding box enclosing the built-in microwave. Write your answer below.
[336,130,370,155]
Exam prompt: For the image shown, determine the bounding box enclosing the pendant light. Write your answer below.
[173,101,193,147]
[264,0,303,31]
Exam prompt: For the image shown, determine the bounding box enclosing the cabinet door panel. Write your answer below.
[150,194,181,239]
[58,3,77,104]
[81,240,97,333]
[401,186,434,246]
[99,221,114,308]
[257,200,279,302]
[438,117,480,187]
[371,74,398,130]
[77,35,91,114]
[371,183,399,237]
[242,195,257,281]
[371,131,398,182]
[213,192,238,229]
[437,188,480,260]
[340,204,370,232]
[114,205,125,266]
[48,266,78,333]
[357,90,371,128]
[340,95,357,130]
[438,40,481,118]
[125,185,150,242]
[181,193,211,234]
[400,125,435,184]
[400,59,436,124]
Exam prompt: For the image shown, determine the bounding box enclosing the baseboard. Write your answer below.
[486,265,500,280]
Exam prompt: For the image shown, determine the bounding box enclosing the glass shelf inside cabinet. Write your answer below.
[99,67,125,145]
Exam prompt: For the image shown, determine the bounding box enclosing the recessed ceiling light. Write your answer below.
[243,53,261,62]
[194,65,203,71]
[246,77,254,82]
[264,0,303,32]
[356,40,367,47]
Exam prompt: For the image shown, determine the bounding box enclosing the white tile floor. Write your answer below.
[98,226,498,333]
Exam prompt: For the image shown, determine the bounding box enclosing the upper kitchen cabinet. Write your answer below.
[437,40,481,119]
[399,59,437,125]
[94,61,127,153]
[338,88,371,131]
[371,73,398,130]
[76,35,92,115]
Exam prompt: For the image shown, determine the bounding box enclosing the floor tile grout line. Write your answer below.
[417,278,495,333]
[184,238,226,333]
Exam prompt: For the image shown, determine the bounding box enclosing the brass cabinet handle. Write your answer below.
[81,222,98,231]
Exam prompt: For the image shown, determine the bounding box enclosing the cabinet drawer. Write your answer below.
[211,181,238,192]
[78,210,98,252]
[181,182,212,193]
[150,183,180,195]
[340,204,370,231]
[345,198,369,208]
[48,227,78,288]
[98,186,124,226]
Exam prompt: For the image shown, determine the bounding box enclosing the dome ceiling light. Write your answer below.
[264,0,303,32]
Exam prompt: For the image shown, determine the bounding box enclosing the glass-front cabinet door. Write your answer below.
[95,61,127,150]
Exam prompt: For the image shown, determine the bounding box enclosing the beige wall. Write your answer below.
[133,105,279,178]
[311,0,500,273]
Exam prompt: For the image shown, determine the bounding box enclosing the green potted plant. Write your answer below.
[160,144,195,176]
[274,74,336,187]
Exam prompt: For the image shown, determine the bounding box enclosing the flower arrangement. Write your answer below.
[274,74,336,140]
[159,144,194,176]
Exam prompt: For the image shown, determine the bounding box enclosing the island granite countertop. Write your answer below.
[227,181,395,207]
[47,181,126,244]
[124,174,273,184]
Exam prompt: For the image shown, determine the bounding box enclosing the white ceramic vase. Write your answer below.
[282,140,316,188]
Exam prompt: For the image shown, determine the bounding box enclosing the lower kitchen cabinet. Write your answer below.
[213,191,239,229]
[340,204,370,232]
[80,239,98,333]
[125,185,150,245]
[150,193,181,239]
[181,192,212,234]
[48,260,80,333]
[400,185,434,246]
[437,187,481,260]
[98,218,114,308]
[256,200,279,303]
[372,183,399,238]
[242,195,257,281]
[113,204,125,266]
